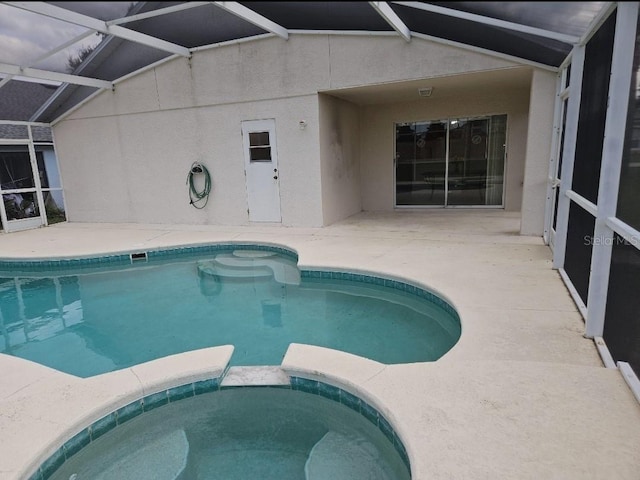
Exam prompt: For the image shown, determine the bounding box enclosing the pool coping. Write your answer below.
[11,346,234,480]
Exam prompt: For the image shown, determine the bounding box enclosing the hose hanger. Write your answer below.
[186,162,212,209]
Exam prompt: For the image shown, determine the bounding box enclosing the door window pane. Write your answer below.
[249,132,272,162]
[0,147,35,190]
[249,132,270,147]
[36,147,62,189]
[485,115,507,205]
[448,118,490,206]
[395,121,446,205]
[3,192,40,220]
[44,190,66,224]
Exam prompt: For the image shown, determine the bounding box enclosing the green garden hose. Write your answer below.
[186,162,211,209]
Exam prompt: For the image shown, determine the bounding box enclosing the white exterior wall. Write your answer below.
[521,69,557,235]
[359,87,531,212]
[53,34,538,227]
[318,94,361,226]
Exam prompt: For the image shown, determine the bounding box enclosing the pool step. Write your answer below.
[90,429,189,480]
[197,253,301,285]
[305,431,391,480]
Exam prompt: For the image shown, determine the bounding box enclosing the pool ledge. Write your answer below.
[1,345,234,480]
[280,344,413,468]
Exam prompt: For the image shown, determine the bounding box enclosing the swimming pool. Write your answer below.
[0,244,460,377]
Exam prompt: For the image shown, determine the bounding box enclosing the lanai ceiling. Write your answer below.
[0,1,610,123]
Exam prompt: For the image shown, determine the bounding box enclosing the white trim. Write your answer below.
[579,2,617,47]
[27,125,47,228]
[593,337,617,369]
[0,75,12,90]
[606,217,640,250]
[585,2,638,339]
[558,268,587,321]
[566,190,597,217]
[558,49,573,71]
[393,205,504,210]
[543,70,565,245]
[4,2,191,57]
[559,86,570,100]
[0,120,51,126]
[0,139,30,144]
[369,2,411,42]
[553,45,586,269]
[0,62,111,89]
[618,362,640,405]
[290,29,399,37]
[107,2,211,25]
[392,1,580,44]
[211,2,289,40]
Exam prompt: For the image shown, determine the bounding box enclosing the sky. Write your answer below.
[0,2,135,73]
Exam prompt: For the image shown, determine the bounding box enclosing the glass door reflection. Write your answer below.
[395,115,506,207]
[395,121,447,206]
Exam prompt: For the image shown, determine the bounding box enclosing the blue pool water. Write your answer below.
[0,246,460,377]
[47,386,411,480]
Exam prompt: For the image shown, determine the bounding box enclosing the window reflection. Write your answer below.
[0,276,83,354]
[0,148,35,190]
[3,192,39,220]
[395,114,506,207]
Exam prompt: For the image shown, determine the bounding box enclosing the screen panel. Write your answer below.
[571,13,616,204]
[603,234,640,372]
[564,202,596,305]
[616,10,640,231]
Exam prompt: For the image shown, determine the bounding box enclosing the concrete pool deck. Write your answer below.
[1,210,639,479]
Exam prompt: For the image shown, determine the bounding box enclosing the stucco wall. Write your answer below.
[521,69,557,235]
[318,94,361,226]
[359,87,531,212]
[54,96,321,226]
[53,34,532,227]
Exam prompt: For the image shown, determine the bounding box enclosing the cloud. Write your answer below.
[0,3,133,71]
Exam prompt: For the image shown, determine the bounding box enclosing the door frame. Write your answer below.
[0,140,46,232]
[241,119,282,223]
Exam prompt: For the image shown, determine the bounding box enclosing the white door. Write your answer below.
[241,119,282,222]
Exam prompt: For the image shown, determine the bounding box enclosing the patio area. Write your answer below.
[1,209,639,479]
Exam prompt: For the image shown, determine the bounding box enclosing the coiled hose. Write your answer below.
[186,162,211,209]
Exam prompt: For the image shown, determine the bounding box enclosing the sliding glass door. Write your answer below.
[395,114,507,207]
